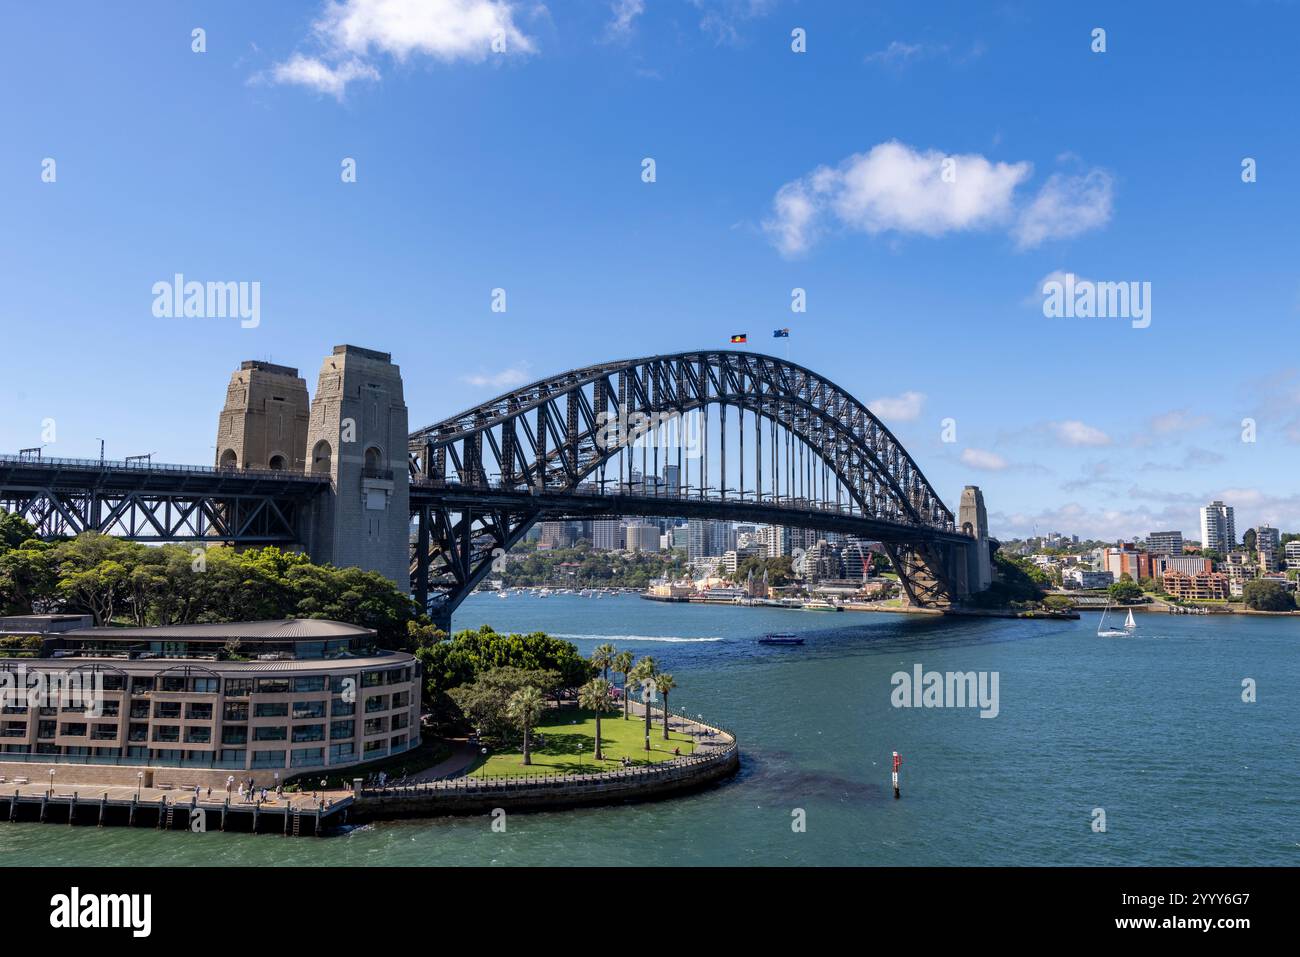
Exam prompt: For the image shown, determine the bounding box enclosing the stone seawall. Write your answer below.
[353,740,740,820]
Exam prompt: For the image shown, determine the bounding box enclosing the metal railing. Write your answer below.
[0,453,330,482]
[359,716,737,799]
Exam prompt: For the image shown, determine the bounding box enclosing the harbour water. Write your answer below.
[1,594,1295,866]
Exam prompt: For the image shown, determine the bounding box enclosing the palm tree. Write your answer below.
[506,686,546,766]
[654,672,676,739]
[578,678,616,761]
[613,650,635,719]
[629,656,658,750]
[591,643,617,682]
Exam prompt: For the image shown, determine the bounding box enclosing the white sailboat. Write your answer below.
[1097,605,1137,638]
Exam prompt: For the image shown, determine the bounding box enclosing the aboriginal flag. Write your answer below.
[730,334,747,343]
[773,328,790,338]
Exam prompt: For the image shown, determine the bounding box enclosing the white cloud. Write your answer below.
[271,55,379,99]
[1014,169,1114,249]
[1052,420,1112,447]
[269,0,536,98]
[692,0,777,45]
[960,447,1008,470]
[464,365,531,389]
[764,141,1031,256]
[864,41,925,66]
[868,390,926,422]
[604,0,645,40]
[765,142,1113,257]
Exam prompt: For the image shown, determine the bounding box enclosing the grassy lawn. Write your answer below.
[468,707,696,778]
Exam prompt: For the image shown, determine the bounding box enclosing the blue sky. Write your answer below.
[2,0,1298,541]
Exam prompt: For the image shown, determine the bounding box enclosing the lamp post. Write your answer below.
[137,771,144,799]
[48,768,55,797]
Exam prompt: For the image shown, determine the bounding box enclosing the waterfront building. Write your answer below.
[1255,525,1281,572]
[625,523,661,552]
[0,619,419,784]
[1199,501,1236,555]
[1154,555,1213,579]
[1062,568,1115,590]
[539,521,577,549]
[762,524,791,558]
[1163,571,1230,601]
[1103,545,1154,582]
[1146,530,1184,556]
[592,519,624,551]
[1286,541,1300,570]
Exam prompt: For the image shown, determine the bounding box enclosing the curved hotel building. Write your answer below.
[0,619,420,786]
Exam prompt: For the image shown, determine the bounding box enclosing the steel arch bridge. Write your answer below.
[409,350,977,627]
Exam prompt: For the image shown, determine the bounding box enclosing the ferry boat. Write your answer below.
[802,598,841,612]
[758,633,805,645]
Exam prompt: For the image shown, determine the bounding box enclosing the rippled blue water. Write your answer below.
[2,594,1295,866]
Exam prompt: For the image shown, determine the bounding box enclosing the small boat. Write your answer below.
[1097,605,1137,638]
[758,633,805,645]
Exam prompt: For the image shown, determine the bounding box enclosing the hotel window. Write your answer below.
[91,724,117,741]
[130,677,153,695]
[329,742,354,762]
[365,695,388,713]
[159,676,186,693]
[391,712,408,730]
[292,701,326,719]
[151,749,182,762]
[153,702,181,719]
[292,676,326,693]
[100,675,125,691]
[363,740,386,755]
[290,747,324,768]
[184,727,211,744]
[390,734,408,749]
[330,720,354,740]
[386,668,408,685]
[224,679,252,698]
[185,703,213,721]
[36,743,59,754]
[251,750,285,768]
[128,723,148,742]
[257,678,290,694]
[189,677,218,694]
[1,744,32,754]
[391,691,409,709]
[253,726,286,741]
[223,702,248,722]
[330,674,357,693]
[1,721,26,738]
[1,704,27,715]
[59,723,87,737]
[218,749,245,765]
[330,697,355,717]
[361,670,384,688]
[100,701,120,717]
[130,701,150,719]
[222,727,248,745]
[126,746,148,760]
[152,726,180,743]
[292,724,325,743]
[363,717,387,736]
[254,702,288,718]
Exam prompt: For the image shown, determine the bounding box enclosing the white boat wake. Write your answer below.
[551,633,724,643]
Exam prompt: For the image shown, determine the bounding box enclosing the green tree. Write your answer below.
[0,541,57,615]
[613,649,635,720]
[447,666,560,742]
[1242,579,1296,612]
[654,671,676,740]
[506,685,546,766]
[630,656,658,750]
[578,678,616,760]
[0,511,37,550]
[1108,579,1144,603]
[591,642,617,681]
